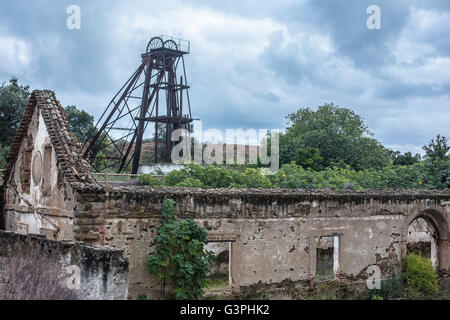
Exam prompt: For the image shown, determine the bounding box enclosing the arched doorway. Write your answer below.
[407,217,438,267]
[402,209,450,273]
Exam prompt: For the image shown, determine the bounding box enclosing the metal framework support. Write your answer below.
[82,36,194,174]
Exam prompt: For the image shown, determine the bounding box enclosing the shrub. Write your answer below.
[175,177,204,188]
[143,163,272,189]
[138,174,163,186]
[139,160,448,190]
[403,253,439,297]
[148,199,215,299]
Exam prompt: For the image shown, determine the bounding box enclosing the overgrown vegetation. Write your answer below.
[403,253,439,297]
[367,254,440,300]
[0,144,9,169]
[64,105,95,143]
[139,158,450,190]
[205,274,229,292]
[148,199,215,299]
[137,104,445,191]
[0,78,30,147]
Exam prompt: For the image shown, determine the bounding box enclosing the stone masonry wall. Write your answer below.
[73,186,450,298]
[0,230,128,300]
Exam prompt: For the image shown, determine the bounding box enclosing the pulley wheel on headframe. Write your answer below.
[82,35,193,174]
[164,39,178,51]
[147,37,163,52]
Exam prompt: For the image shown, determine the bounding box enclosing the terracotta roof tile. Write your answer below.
[4,90,102,191]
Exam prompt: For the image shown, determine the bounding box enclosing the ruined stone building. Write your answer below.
[0,90,128,299]
[1,90,450,299]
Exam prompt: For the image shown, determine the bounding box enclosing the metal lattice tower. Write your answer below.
[82,36,194,174]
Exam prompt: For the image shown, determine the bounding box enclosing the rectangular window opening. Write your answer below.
[316,235,339,281]
[205,241,232,293]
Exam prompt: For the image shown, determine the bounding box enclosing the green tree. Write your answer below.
[280,103,390,170]
[63,105,115,172]
[390,151,421,166]
[64,105,94,143]
[423,134,449,161]
[0,78,30,146]
[421,135,450,189]
[295,147,323,171]
[0,144,9,169]
[279,133,301,166]
[148,199,215,299]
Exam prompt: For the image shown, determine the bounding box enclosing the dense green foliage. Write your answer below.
[64,105,95,143]
[140,159,449,190]
[139,131,449,190]
[148,199,215,299]
[295,147,323,171]
[423,134,449,161]
[0,144,9,169]
[390,151,421,166]
[403,253,439,296]
[0,78,30,168]
[279,103,391,170]
[273,160,449,189]
[140,163,272,189]
[0,78,30,146]
[63,105,115,171]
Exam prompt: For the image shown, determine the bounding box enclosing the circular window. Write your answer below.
[32,151,43,186]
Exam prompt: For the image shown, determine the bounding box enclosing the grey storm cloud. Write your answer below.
[0,0,449,153]
[301,0,409,68]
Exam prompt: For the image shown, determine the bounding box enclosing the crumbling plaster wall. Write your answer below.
[407,218,438,267]
[3,108,75,240]
[0,230,128,300]
[73,187,450,298]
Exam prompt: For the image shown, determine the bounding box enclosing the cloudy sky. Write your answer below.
[0,0,449,154]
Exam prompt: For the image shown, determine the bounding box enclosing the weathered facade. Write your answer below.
[0,90,127,299]
[0,230,128,300]
[2,90,99,241]
[1,90,450,299]
[73,186,450,297]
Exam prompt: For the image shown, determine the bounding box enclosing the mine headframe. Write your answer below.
[82,36,194,174]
